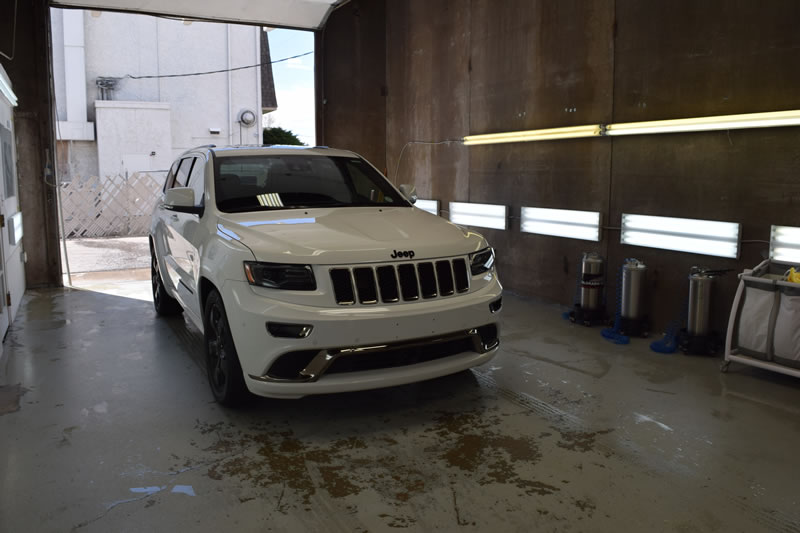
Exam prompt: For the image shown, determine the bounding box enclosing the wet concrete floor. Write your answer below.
[0,287,799,532]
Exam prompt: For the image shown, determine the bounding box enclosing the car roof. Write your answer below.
[180,145,358,159]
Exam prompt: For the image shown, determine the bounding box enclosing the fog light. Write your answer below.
[489,298,502,314]
[267,322,313,338]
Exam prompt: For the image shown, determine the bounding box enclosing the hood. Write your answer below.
[216,206,488,265]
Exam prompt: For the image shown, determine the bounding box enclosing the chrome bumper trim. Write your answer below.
[248,327,498,384]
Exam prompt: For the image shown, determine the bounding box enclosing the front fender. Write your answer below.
[199,232,257,310]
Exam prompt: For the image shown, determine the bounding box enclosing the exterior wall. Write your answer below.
[56,140,99,180]
[321,0,800,333]
[95,101,173,178]
[51,9,263,179]
[320,0,386,171]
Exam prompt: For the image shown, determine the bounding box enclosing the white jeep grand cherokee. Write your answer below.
[150,145,502,405]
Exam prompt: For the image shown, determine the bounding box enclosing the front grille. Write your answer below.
[330,257,470,305]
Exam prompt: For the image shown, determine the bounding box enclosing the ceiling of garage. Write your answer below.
[50,0,342,29]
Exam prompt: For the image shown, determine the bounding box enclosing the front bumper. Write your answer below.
[221,275,502,398]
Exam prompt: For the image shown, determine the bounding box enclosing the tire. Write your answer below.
[204,290,250,406]
[151,250,183,316]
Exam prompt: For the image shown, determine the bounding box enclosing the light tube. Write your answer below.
[770,225,800,263]
[621,214,740,258]
[414,199,439,216]
[521,207,601,241]
[449,202,507,230]
[463,124,601,146]
[605,110,800,136]
[463,110,800,146]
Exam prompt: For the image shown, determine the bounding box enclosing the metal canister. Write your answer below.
[579,252,604,311]
[621,259,647,320]
[687,269,714,337]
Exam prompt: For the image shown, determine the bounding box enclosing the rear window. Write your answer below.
[213,155,408,213]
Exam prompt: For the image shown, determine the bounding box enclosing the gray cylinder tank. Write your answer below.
[621,259,647,320]
[580,252,604,311]
[687,270,715,336]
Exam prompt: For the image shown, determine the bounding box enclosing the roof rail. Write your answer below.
[179,144,216,157]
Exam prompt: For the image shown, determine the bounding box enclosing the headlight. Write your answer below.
[243,262,316,291]
[469,247,495,276]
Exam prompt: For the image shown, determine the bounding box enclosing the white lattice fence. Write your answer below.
[60,172,165,238]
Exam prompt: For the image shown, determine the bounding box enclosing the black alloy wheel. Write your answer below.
[151,249,182,316]
[204,290,249,406]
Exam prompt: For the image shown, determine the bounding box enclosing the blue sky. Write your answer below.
[264,28,315,145]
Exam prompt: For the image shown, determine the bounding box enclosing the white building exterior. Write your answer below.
[51,9,265,180]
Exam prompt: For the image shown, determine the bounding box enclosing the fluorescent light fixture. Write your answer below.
[770,225,800,263]
[463,124,601,146]
[605,110,800,136]
[449,202,507,230]
[621,214,740,258]
[521,207,601,241]
[415,199,439,216]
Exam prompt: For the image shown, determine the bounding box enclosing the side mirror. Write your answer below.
[165,187,203,215]
[398,184,417,204]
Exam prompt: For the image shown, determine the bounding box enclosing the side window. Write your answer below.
[186,158,205,207]
[163,159,182,191]
[163,160,179,192]
[174,158,194,188]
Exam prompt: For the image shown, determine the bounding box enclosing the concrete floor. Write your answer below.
[1,286,799,532]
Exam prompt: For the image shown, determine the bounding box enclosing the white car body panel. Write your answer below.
[150,146,502,399]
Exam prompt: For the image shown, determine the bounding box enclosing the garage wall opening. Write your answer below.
[262,28,316,147]
[49,7,281,297]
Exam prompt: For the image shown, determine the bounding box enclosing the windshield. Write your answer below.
[213,154,410,213]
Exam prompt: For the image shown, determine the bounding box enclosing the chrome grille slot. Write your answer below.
[330,268,355,305]
[417,262,437,299]
[452,258,469,293]
[353,268,378,304]
[435,260,455,296]
[397,264,419,301]
[330,257,470,305]
[376,266,400,303]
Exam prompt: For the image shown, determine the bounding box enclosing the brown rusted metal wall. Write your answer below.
[320,0,388,171]
[2,0,63,288]
[321,0,800,333]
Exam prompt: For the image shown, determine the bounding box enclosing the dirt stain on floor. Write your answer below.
[555,428,614,453]
[0,384,23,416]
[191,405,560,514]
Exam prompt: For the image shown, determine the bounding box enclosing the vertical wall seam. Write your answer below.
[466,0,472,203]
[43,2,61,284]
[384,0,389,180]
[605,0,617,271]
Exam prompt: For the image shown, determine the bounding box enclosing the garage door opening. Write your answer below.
[50,7,314,299]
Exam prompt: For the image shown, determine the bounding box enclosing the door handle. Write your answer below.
[170,214,179,221]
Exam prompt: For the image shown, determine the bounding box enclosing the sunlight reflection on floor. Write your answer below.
[64,268,153,302]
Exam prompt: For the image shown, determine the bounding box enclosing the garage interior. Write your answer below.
[2,1,800,531]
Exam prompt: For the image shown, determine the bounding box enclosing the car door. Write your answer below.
[171,155,207,320]
[156,157,194,299]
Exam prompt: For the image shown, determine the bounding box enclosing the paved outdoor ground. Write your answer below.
[61,236,150,274]
[61,236,151,299]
